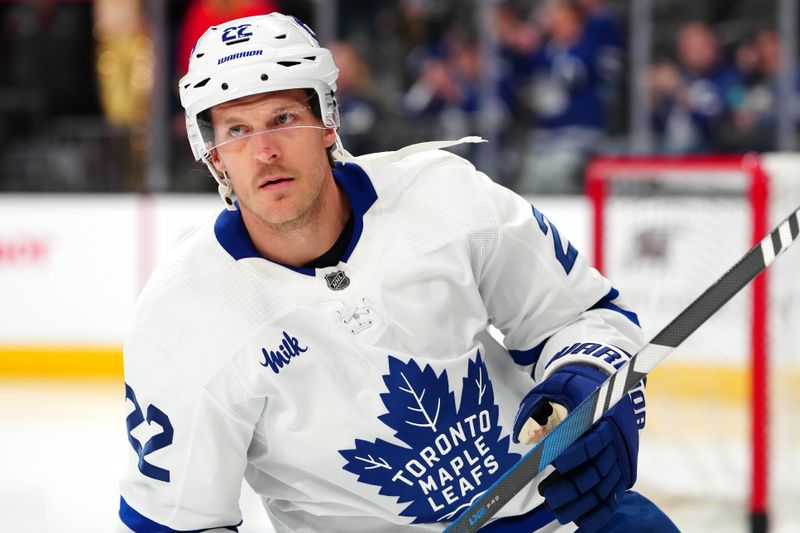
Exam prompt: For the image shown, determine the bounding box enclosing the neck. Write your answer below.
[241,171,351,267]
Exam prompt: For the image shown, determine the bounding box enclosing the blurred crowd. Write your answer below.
[0,0,796,195]
[649,23,794,155]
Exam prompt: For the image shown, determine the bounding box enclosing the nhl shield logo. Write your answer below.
[324,270,350,291]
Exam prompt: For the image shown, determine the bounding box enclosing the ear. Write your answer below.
[323,127,337,149]
[209,148,227,173]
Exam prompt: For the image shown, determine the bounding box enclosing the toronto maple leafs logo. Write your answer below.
[339,352,520,524]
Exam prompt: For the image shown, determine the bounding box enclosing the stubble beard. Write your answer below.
[239,160,329,235]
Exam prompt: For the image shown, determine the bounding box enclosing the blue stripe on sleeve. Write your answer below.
[508,338,548,366]
[590,287,640,327]
[119,497,240,533]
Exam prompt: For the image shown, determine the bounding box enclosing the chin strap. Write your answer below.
[204,158,237,211]
[330,131,355,162]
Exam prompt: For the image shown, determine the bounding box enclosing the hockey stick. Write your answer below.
[444,205,800,533]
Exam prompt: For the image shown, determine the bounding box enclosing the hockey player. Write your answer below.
[119,12,678,533]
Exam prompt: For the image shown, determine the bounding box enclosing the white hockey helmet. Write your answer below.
[178,13,344,207]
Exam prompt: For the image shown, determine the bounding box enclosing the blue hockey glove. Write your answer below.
[512,364,639,532]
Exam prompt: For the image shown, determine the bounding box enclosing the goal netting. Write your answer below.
[585,154,800,532]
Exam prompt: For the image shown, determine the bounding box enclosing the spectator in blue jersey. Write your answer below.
[329,42,382,156]
[494,2,547,183]
[402,34,486,166]
[724,29,800,151]
[512,0,607,194]
[579,0,624,107]
[648,21,739,154]
[402,37,481,139]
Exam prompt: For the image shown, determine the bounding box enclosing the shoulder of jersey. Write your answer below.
[131,217,242,324]
[128,215,292,371]
[354,146,495,209]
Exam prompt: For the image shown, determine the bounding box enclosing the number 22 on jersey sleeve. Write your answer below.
[125,383,174,482]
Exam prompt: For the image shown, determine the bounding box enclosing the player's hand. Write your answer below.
[512,364,639,532]
[515,400,568,445]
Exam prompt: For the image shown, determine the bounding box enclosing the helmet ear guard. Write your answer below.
[205,162,236,211]
[178,13,347,206]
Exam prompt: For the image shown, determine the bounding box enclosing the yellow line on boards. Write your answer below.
[0,346,123,378]
[646,364,748,402]
[647,362,800,403]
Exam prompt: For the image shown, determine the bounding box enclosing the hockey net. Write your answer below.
[585,154,800,532]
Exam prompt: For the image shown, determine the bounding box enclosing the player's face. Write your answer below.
[209,89,336,229]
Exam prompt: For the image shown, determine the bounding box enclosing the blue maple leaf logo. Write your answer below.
[339,352,520,523]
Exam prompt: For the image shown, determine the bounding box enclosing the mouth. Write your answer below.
[258,176,293,189]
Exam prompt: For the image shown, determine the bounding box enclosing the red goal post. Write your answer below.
[585,155,770,531]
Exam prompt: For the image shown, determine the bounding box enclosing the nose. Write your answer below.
[251,130,281,163]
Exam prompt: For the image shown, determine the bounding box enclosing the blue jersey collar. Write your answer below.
[213,162,377,275]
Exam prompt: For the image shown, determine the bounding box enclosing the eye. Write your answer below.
[227,124,249,138]
[272,111,298,127]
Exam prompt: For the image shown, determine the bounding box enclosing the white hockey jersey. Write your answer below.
[119,144,645,533]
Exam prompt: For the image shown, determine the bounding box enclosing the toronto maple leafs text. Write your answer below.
[390,409,500,512]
